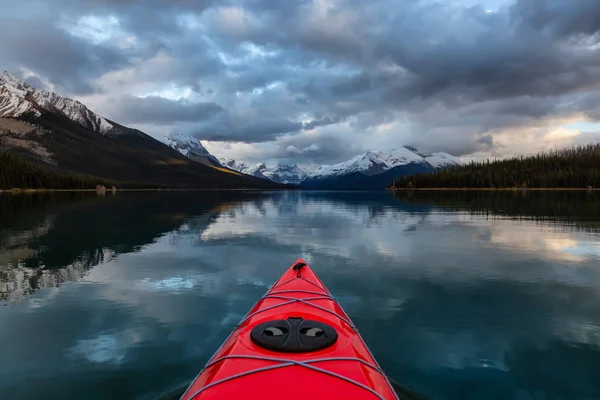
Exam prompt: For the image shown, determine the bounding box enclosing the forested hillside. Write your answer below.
[391,144,600,189]
[1,72,287,190]
[0,152,153,190]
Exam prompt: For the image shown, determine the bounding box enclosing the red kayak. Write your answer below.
[180,259,399,399]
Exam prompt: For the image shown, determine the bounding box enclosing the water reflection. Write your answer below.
[0,191,599,400]
[394,190,600,228]
[0,192,258,303]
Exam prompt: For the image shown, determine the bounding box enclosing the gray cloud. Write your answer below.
[0,18,130,94]
[201,117,304,143]
[510,0,600,37]
[270,130,362,165]
[228,0,600,102]
[2,0,600,164]
[579,92,600,120]
[302,115,344,130]
[111,96,223,125]
[478,134,496,148]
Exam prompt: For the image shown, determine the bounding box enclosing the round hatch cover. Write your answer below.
[251,317,338,353]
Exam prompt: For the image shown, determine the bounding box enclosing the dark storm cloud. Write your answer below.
[303,1,596,103]
[0,0,219,95]
[330,73,374,97]
[192,113,346,143]
[580,93,600,120]
[200,118,304,143]
[192,0,600,154]
[493,97,560,118]
[272,132,362,165]
[112,96,223,125]
[2,0,600,161]
[510,0,600,37]
[478,134,496,148]
[0,18,129,95]
[302,115,344,130]
[60,0,217,34]
[312,2,600,103]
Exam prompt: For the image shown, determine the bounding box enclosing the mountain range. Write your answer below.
[219,159,308,185]
[1,71,463,190]
[0,71,283,189]
[301,147,463,189]
[214,147,463,189]
[160,132,221,167]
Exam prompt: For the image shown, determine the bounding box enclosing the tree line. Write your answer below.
[0,152,158,190]
[391,143,600,189]
[392,190,600,231]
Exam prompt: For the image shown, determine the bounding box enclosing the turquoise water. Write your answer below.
[1,191,599,399]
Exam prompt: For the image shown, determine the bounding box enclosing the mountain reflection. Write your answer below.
[3,191,599,304]
[200,191,600,266]
[0,192,260,303]
[393,190,600,229]
[1,191,599,399]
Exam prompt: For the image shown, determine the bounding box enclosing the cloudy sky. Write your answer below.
[1,0,599,167]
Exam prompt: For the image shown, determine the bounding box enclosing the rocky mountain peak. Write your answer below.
[161,132,221,167]
[0,71,118,135]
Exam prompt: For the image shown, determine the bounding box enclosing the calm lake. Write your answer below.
[1,191,600,400]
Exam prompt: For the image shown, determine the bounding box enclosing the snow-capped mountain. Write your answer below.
[0,71,284,189]
[245,163,270,179]
[220,159,268,179]
[219,158,308,185]
[308,151,398,180]
[424,152,464,168]
[301,146,463,189]
[161,132,221,167]
[307,146,463,181]
[0,71,120,135]
[263,164,308,185]
[219,146,460,188]
[220,159,249,174]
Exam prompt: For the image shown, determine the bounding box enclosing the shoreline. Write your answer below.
[1,187,598,194]
[0,188,294,194]
[390,187,599,191]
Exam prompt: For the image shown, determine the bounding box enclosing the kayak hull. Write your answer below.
[181,259,398,400]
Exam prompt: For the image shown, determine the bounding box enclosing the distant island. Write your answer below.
[390,144,600,190]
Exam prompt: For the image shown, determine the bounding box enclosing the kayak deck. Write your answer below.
[181,260,398,399]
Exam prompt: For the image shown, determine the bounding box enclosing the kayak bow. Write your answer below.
[181,259,399,399]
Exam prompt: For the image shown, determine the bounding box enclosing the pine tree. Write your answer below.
[390,144,600,189]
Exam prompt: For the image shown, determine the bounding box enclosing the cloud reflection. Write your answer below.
[1,192,600,400]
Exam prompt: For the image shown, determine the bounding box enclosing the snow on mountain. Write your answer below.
[308,151,389,180]
[0,72,41,118]
[263,164,308,185]
[307,147,463,181]
[239,162,270,180]
[220,146,461,186]
[220,159,268,179]
[0,71,117,135]
[245,163,269,178]
[220,158,249,173]
[424,152,464,168]
[381,147,429,168]
[161,132,220,166]
[219,158,307,184]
